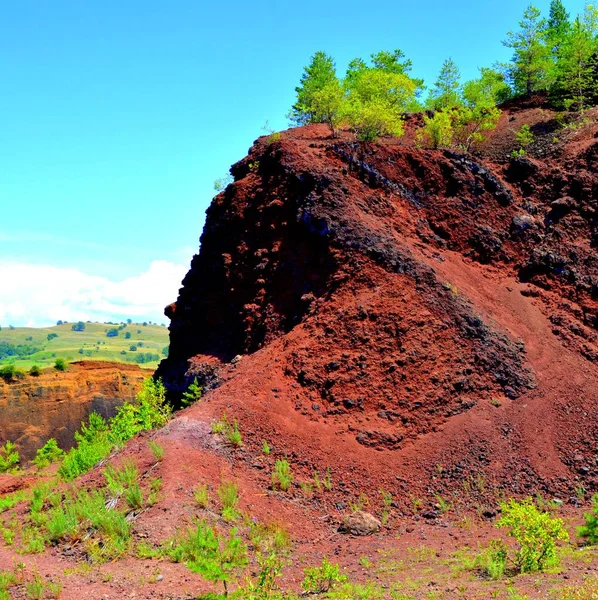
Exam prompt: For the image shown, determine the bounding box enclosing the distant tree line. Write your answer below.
[290,1,598,144]
[0,341,40,360]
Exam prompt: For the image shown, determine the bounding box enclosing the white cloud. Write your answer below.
[0,260,187,327]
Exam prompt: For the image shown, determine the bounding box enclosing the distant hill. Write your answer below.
[0,321,169,370]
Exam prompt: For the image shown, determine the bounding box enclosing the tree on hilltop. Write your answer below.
[290,51,340,126]
[502,5,552,96]
[426,58,462,110]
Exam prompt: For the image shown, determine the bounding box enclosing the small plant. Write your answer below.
[575,484,586,503]
[104,460,139,499]
[0,441,19,473]
[25,574,45,599]
[148,440,165,462]
[436,494,451,514]
[301,558,347,594]
[515,123,534,148]
[170,519,248,598]
[53,358,67,371]
[217,481,239,521]
[578,493,598,544]
[125,483,143,511]
[181,377,202,406]
[262,440,271,455]
[510,148,526,158]
[497,497,569,573]
[33,439,64,470]
[194,483,210,508]
[272,460,293,492]
[350,492,370,512]
[0,365,25,382]
[29,365,41,377]
[211,414,243,447]
[475,539,508,580]
[147,478,162,506]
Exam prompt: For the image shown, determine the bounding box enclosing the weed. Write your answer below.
[350,492,370,512]
[248,520,291,555]
[194,483,210,508]
[211,414,243,447]
[272,460,292,492]
[147,477,162,506]
[218,481,239,521]
[553,576,598,599]
[125,483,144,510]
[475,539,508,579]
[262,440,271,455]
[20,527,45,554]
[435,494,451,514]
[104,460,139,499]
[148,441,165,462]
[359,556,373,568]
[26,574,45,599]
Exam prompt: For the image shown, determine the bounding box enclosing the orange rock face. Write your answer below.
[0,361,147,460]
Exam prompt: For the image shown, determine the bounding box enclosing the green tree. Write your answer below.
[503,5,552,95]
[462,68,512,107]
[552,6,598,110]
[309,78,347,136]
[290,51,340,126]
[71,321,85,332]
[344,59,418,140]
[427,58,462,109]
[547,0,571,57]
[106,328,119,338]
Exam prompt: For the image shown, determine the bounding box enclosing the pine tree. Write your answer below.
[547,0,571,56]
[427,58,462,110]
[553,6,598,110]
[503,5,552,96]
[290,51,340,125]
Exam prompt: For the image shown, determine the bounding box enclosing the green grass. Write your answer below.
[0,322,168,370]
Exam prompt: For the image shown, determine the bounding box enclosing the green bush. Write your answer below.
[54,358,67,371]
[578,493,598,544]
[301,558,347,594]
[0,364,26,382]
[497,497,569,573]
[169,519,248,598]
[58,379,170,481]
[33,439,64,470]
[0,441,19,473]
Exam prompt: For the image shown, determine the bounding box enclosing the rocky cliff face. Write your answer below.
[0,362,147,460]
[158,101,598,497]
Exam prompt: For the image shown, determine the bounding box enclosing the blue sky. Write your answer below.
[0,0,587,325]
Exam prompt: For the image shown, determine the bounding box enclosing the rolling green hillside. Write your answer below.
[0,321,169,370]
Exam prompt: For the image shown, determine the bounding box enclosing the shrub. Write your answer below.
[33,439,64,470]
[475,539,508,579]
[301,558,347,594]
[53,358,67,371]
[272,460,293,492]
[497,497,569,573]
[71,321,85,332]
[578,493,598,544]
[170,519,248,598]
[420,110,454,148]
[0,365,16,382]
[47,333,58,341]
[0,441,19,473]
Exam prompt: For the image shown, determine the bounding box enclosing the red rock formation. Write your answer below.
[158,102,598,500]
